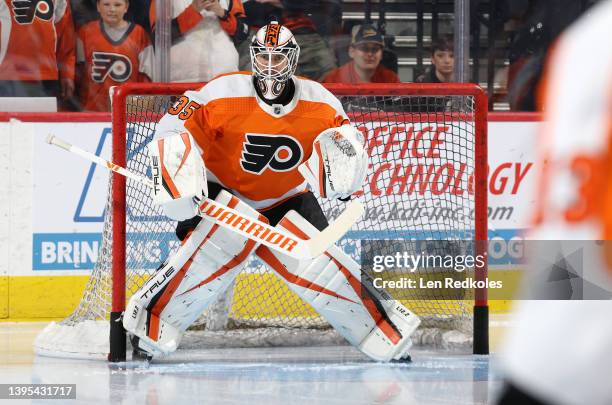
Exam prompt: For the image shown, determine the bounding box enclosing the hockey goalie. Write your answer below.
[123,22,421,362]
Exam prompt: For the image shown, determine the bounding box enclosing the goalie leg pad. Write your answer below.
[256,211,420,362]
[124,190,263,355]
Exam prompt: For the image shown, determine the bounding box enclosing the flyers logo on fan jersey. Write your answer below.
[12,0,53,24]
[241,133,303,174]
[91,52,132,83]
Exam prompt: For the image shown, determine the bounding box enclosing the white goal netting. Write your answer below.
[36,84,488,360]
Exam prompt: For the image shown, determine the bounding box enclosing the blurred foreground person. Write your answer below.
[497,1,612,405]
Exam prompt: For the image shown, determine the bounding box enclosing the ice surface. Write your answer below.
[1,322,503,405]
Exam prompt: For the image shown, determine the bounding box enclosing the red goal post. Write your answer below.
[107,82,489,361]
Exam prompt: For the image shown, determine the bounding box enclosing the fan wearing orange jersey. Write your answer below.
[0,0,75,106]
[76,0,153,111]
[123,22,420,363]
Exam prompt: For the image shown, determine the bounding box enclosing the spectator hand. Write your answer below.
[61,78,75,100]
[202,0,225,18]
[191,0,208,12]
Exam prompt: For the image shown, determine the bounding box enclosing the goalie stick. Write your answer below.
[46,135,364,259]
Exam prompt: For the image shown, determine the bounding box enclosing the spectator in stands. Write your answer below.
[148,0,249,82]
[76,0,154,111]
[504,0,587,111]
[415,35,454,83]
[238,0,337,81]
[322,24,399,83]
[0,0,75,109]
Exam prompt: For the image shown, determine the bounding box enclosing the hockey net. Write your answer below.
[35,83,488,361]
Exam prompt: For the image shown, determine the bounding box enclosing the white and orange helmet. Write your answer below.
[250,22,300,95]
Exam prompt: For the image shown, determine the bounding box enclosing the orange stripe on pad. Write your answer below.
[278,217,310,240]
[158,138,181,199]
[148,256,195,341]
[174,132,192,177]
[280,217,402,345]
[147,196,241,341]
[328,254,402,345]
[314,142,326,198]
[180,237,258,295]
[257,245,356,304]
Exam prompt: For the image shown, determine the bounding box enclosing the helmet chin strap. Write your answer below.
[256,77,287,102]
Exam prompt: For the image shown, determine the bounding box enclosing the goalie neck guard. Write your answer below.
[250,22,300,100]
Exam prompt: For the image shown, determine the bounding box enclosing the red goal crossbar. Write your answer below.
[110,82,489,361]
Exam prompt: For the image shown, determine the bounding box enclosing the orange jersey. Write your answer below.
[77,21,153,111]
[532,0,612,272]
[322,62,400,84]
[0,0,75,81]
[156,72,349,209]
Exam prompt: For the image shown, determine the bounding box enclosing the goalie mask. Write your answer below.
[250,22,300,100]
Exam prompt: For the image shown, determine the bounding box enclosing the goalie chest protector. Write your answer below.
[156,72,350,209]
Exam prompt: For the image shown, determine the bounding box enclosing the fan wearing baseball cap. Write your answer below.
[322,24,400,83]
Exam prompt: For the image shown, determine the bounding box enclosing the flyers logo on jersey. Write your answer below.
[264,24,281,47]
[91,52,132,83]
[241,134,303,174]
[12,0,53,24]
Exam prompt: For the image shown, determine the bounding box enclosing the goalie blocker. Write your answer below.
[148,132,208,221]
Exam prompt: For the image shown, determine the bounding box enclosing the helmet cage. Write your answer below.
[250,42,300,84]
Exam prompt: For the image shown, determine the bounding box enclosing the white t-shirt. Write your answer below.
[170,0,238,82]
